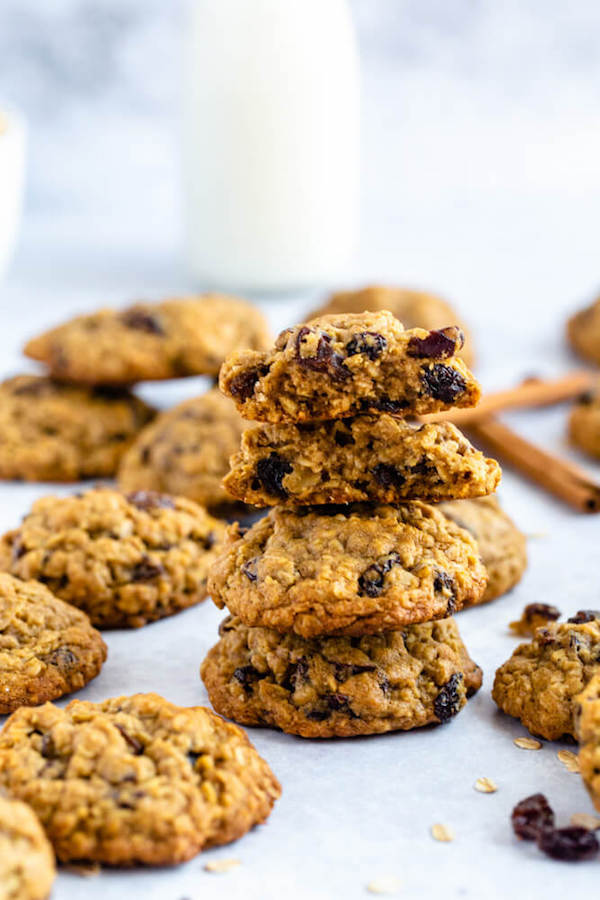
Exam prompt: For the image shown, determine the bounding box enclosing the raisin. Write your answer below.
[334,429,355,447]
[433,673,463,723]
[372,396,409,413]
[43,647,77,669]
[345,331,387,360]
[255,453,292,498]
[568,610,600,624]
[11,537,27,561]
[233,665,265,692]
[127,491,174,511]
[120,309,164,335]
[241,557,259,582]
[295,327,349,381]
[203,531,216,550]
[407,326,464,359]
[373,463,406,489]
[218,615,236,636]
[538,827,599,862]
[420,364,467,403]
[326,693,354,713]
[523,602,561,624]
[576,391,595,405]
[281,658,309,691]
[433,570,455,596]
[131,559,164,582]
[115,724,144,755]
[334,662,376,681]
[40,734,56,759]
[409,459,435,477]
[188,751,201,768]
[13,379,51,396]
[358,552,402,598]
[511,794,554,840]
[306,709,330,721]
[228,365,269,402]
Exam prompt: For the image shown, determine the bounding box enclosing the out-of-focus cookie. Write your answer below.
[208,502,487,637]
[569,385,600,459]
[438,496,526,604]
[308,285,475,367]
[0,375,154,482]
[201,615,482,738]
[119,388,246,511]
[223,415,500,507]
[492,612,600,740]
[0,795,55,900]
[220,311,480,424]
[0,693,280,865]
[0,489,225,628]
[567,296,600,365]
[24,295,271,385]
[575,674,600,812]
[0,573,107,713]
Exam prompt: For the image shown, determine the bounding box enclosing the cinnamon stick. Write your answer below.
[469,419,600,514]
[420,371,593,425]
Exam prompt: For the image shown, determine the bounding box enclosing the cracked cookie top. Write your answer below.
[223,415,500,506]
[220,311,480,423]
[24,295,271,384]
[201,615,482,738]
[0,488,226,628]
[208,502,487,637]
[0,693,280,866]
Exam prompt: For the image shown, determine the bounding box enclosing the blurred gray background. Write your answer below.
[1,0,599,327]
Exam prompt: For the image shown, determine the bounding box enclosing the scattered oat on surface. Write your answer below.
[474,777,498,793]
[431,824,454,842]
[570,813,600,830]
[204,858,241,873]
[557,749,580,773]
[367,876,402,894]
[514,737,542,750]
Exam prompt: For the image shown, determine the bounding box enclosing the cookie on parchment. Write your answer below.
[438,496,526,604]
[223,415,500,507]
[0,693,280,865]
[0,375,154,482]
[309,284,475,368]
[0,573,107,714]
[119,388,246,511]
[492,613,600,740]
[0,795,55,900]
[201,615,482,738]
[220,311,480,424]
[208,502,487,637]
[24,295,271,385]
[0,489,225,628]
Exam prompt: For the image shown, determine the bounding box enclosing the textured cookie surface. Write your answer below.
[0,573,107,713]
[0,489,225,628]
[575,675,600,812]
[569,385,600,459]
[119,389,246,509]
[224,416,500,507]
[24,295,271,384]
[492,615,600,740]
[0,693,280,865]
[0,375,154,481]
[567,296,600,365]
[438,496,526,604]
[201,615,482,738]
[0,794,55,900]
[309,284,475,367]
[208,502,487,637]
[220,311,480,424]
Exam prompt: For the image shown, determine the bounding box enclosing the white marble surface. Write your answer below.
[1,2,600,898]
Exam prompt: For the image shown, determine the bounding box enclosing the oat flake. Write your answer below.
[204,858,241,873]
[431,823,454,842]
[474,777,498,793]
[514,737,542,750]
[367,876,402,894]
[557,749,580,773]
[570,813,600,830]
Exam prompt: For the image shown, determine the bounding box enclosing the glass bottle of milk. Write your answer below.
[183,0,359,292]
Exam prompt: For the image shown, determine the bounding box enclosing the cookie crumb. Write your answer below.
[366,876,402,894]
[474,777,497,793]
[514,737,542,750]
[63,862,101,877]
[570,813,600,830]
[204,858,241,874]
[431,823,454,842]
[557,749,580,773]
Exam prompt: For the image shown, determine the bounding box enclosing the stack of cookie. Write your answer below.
[201,310,501,738]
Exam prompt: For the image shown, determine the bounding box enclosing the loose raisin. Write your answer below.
[433,673,463,723]
[345,331,387,360]
[511,794,554,841]
[421,364,467,403]
[407,326,464,359]
[255,453,292,498]
[538,827,599,862]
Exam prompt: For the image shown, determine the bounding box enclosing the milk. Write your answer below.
[183,0,359,292]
